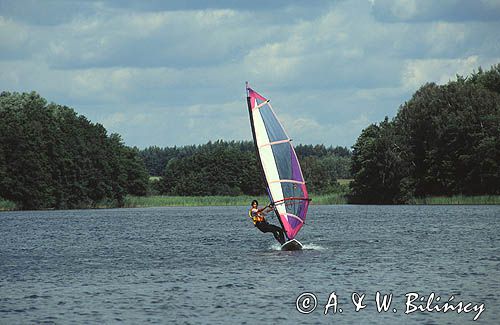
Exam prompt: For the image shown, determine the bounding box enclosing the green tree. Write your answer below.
[349,119,412,204]
[349,63,500,203]
[0,91,149,209]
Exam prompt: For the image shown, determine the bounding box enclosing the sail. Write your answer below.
[246,85,310,240]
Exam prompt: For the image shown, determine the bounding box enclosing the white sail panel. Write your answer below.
[252,105,285,209]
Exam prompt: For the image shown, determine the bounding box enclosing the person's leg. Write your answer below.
[255,222,268,233]
[268,224,286,245]
[256,222,285,244]
[277,227,286,244]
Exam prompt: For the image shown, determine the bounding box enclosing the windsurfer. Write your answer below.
[249,200,286,245]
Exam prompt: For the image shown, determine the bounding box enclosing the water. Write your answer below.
[1,205,499,324]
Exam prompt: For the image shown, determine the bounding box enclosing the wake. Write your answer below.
[269,243,326,251]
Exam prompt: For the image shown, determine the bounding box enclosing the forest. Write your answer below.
[0,91,350,209]
[139,141,352,196]
[1,64,498,209]
[0,92,149,209]
[349,64,500,203]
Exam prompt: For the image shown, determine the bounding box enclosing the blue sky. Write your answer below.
[1,0,499,148]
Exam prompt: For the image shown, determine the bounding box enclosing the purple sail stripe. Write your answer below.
[290,147,304,182]
[288,215,302,229]
[285,213,302,239]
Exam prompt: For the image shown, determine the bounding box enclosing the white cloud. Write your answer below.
[372,0,500,22]
[387,0,418,21]
[402,56,500,90]
[277,109,373,147]
[1,0,499,148]
[424,22,466,56]
[101,112,127,128]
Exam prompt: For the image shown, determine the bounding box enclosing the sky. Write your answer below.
[1,0,499,148]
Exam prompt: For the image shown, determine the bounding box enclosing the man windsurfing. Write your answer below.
[249,200,285,245]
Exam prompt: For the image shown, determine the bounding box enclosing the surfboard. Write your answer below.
[281,239,303,251]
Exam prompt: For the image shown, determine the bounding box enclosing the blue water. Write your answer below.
[1,205,499,324]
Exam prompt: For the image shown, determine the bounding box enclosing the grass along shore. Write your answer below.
[409,195,500,205]
[123,194,500,207]
[0,194,347,210]
[123,193,348,208]
[123,195,269,208]
[2,194,499,211]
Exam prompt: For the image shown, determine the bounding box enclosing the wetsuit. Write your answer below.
[250,207,286,245]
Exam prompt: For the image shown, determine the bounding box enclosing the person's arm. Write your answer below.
[263,204,274,213]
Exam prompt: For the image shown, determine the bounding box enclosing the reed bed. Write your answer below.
[124,194,498,208]
[123,195,269,207]
[124,193,349,207]
[409,195,500,205]
[4,194,497,211]
[310,193,348,205]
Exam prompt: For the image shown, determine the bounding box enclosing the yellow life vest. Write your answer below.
[249,208,265,224]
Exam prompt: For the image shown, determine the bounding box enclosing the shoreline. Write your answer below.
[2,194,499,211]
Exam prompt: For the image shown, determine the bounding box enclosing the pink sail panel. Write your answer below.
[246,85,310,240]
[247,88,268,109]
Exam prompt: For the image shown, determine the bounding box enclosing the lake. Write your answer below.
[1,205,499,324]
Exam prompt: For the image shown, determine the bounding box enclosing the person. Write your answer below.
[249,200,286,245]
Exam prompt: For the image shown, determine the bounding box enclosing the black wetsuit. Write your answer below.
[255,221,286,245]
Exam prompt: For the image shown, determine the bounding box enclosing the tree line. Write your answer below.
[349,64,500,203]
[0,89,351,210]
[0,92,149,209]
[4,64,496,209]
[139,141,352,196]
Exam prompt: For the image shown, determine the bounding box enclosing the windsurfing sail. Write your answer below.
[246,83,311,240]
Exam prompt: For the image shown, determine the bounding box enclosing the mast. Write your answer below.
[246,83,264,190]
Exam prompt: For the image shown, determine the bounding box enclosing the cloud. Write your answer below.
[0,16,31,60]
[95,100,251,147]
[0,1,333,70]
[372,0,500,22]
[0,0,99,26]
[278,112,372,147]
[104,0,334,12]
[0,0,499,148]
[402,56,500,90]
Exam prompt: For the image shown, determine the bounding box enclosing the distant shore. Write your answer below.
[123,193,349,208]
[2,194,500,211]
[122,194,500,208]
[407,195,500,205]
